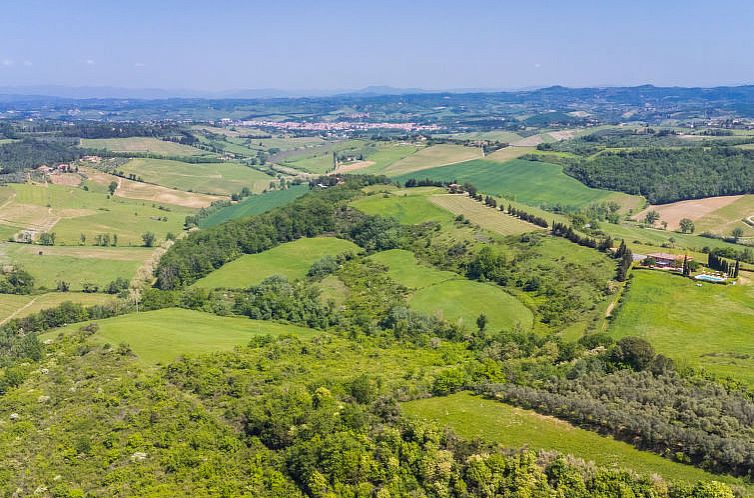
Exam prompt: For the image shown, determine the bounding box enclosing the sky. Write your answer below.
[1,0,753,93]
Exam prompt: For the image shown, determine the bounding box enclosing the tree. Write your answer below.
[38,232,55,246]
[679,218,695,233]
[108,181,118,195]
[141,232,156,247]
[644,210,660,225]
[732,227,744,242]
[476,313,488,332]
[610,336,655,371]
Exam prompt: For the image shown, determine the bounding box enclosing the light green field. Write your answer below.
[609,270,754,385]
[118,158,274,196]
[350,188,456,226]
[6,183,192,246]
[43,308,318,365]
[429,194,544,236]
[359,144,422,174]
[402,392,746,488]
[394,159,643,211]
[441,131,525,142]
[370,249,533,332]
[0,292,114,324]
[4,244,150,291]
[193,237,361,289]
[81,137,208,156]
[281,139,367,174]
[381,144,484,176]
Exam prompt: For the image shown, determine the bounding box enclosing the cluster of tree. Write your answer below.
[708,251,741,277]
[0,138,83,173]
[0,267,35,294]
[59,121,177,139]
[615,240,634,282]
[404,177,446,188]
[551,222,604,250]
[506,205,548,228]
[564,147,754,204]
[478,349,754,476]
[93,233,118,246]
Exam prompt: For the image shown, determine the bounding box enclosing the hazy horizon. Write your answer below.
[2,0,754,92]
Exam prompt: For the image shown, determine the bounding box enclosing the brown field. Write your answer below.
[485,146,536,162]
[429,194,544,236]
[547,130,578,141]
[511,135,544,146]
[333,160,376,174]
[382,145,483,176]
[695,195,754,237]
[80,137,207,156]
[49,173,83,186]
[636,195,744,230]
[84,168,220,208]
[12,244,152,261]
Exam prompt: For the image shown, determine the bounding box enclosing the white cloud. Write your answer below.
[1,59,14,67]
[85,59,96,65]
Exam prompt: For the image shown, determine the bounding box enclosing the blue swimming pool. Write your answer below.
[694,274,726,283]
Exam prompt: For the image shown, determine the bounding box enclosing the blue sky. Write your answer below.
[1,0,753,91]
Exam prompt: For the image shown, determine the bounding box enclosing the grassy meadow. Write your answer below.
[81,137,209,157]
[198,185,309,228]
[4,244,150,291]
[370,249,533,332]
[118,158,274,195]
[429,194,544,236]
[394,158,643,211]
[350,188,456,226]
[402,392,747,488]
[609,270,754,385]
[44,308,318,365]
[0,292,114,324]
[193,237,361,289]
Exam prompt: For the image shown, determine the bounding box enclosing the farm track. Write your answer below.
[0,297,36,326]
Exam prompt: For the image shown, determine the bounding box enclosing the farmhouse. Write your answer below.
[647,252,691,268]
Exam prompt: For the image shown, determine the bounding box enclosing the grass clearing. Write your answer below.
[198,185,309,228]
[43,308,318,365]
[0,292,114,324]
[395,159,643,211]
[118,158,274,196]
[609,269,754,385]
[350,188,456,226]
[193,237,361,289]
[81,137,208,157]
[402,392,745,488]
[429,194,543,236]
[370,249,533,332]
[3,243,150,291]
[382,144,484,176]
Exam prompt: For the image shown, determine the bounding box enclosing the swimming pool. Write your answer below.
[694,274,726,283]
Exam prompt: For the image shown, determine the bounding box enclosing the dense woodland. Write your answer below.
[563,147,754,204]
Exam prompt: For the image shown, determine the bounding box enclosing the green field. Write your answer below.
[609,270,754,385]
[350,188,456,226]
[81,137,209,157]
[429,194,544,236]
[118,158,274,196]
[198,185,309,228]
[280,139,367,174]
[381,144,483,176]
[44,308,318,365]
[193,237,361,289]
[6,183,192,246]
[4,244,150,291]
[370,249,533,332]
[394,159,643,210]
[402,392,745,488]
[0,292,113,324]
[359,144,422,174]
[696,195,754,238]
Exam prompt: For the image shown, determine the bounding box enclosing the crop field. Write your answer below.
[80,137,209,156]
[402,392,744,487]
[610,270,754,384]
[84,167,220,208]
[44,308,318,365]
[381,144,484,176]
[193,237,361,289]
[358,144,422,174]
[350,188,456,226]
[117,158,274,196]
[429,194,543,236]
[0,183,192,246]
[370,249,533,332]
[198,185,309,228]
[3,243,151,291]
[395,159,643,211]
[695,195,754,238]
[0,292,113,325]
[279,139,367,174]
[635,195,747,232]
[484,145,536,162]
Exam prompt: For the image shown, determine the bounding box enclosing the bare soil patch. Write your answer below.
[333,160,375,174]
[49,173,83,186]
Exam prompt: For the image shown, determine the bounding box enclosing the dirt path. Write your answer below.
[0,297,37,326]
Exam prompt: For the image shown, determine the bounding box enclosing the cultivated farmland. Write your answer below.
[429,194,544,236]
[81,137,209,156]
[380,144,484,176]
